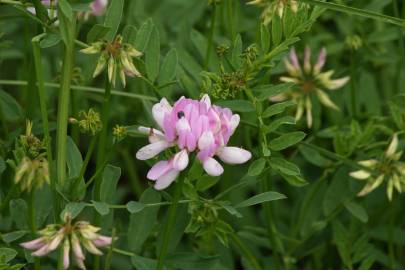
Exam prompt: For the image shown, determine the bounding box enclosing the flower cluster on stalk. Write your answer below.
[272,47,350,127]
[350,134,405,201]
[81,35,143,87]
[136,95,252,190]
[21,214,113,270]
[7,121,49,192]
[70,108,102,136]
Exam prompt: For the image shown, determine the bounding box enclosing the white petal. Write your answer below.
[386,134,398,158]
[358,159,378,168]
[155,170,179,190]
[136,140,170,160]
[172,150,189,171]
[200,94,211,109]
[217,147,252,164]
[229,114,240,134]
[349,170,371,180]
[198,131,215,150]
[202,158,224,176]
[152,98,172,129]
[138,126,165,143]
[176,117,191,132]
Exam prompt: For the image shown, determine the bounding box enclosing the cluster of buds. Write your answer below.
[21,214,113,270]
[201,70,247,99]
[350,134,405,201]
[7,121,50,192]
[81,35,143,87]
[216,44,230,57]
[19,121,45,158]
[345,35,363,51]
[247,0,298,24]
[136,95,251,190]
[70,108,102,136]
[271,47,350,127]
[186,200,233,246]
[112,125,127,143]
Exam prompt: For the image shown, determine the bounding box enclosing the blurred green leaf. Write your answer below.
[235,191,286,208]
[87,24,111,43]
[248,158,266,176]
[270,131,306,151]
[103,0,124,41]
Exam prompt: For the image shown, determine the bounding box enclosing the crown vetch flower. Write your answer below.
[272,47,349,127]
[21,215,114,270]
[80,35,143,87]
[136,95,252,190]
[350,134,405,201]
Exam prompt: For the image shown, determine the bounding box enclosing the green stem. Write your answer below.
[28,191,41,270]
[156,175,185,270]
[393,0,405,94]
[261,170,284,267]
[93,80,112,270]
[32,34,58,221]
[349,52,357,118]
[388,204,396,269]
[205,2,217,69]
[230,232,263,270]
[0,80,158,102]
[56,21,76,187]
[299,0,405,27]
[120,149,143,198]
[104,228,116,270]
[94,80,112,200]
[72,135,98,195]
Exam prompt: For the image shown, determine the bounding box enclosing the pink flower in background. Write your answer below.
[136,95,252,190]
[90,0,108,16]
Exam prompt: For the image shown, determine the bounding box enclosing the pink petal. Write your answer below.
[229,114,240,134]
[314,47,327,74]
[172,150,189,171]
[63,241,70,269]
[136,140,170,160]
[91,0,108,16]
[217,147,252,164]
[304,46,311,73]
[289,48,300,70]
[202,157,224,176]
[92,236,113,247]
[155,169,179,190]
[20,237,46,250]
[138,126,165,143]
[147,160,171,180]
[75,256,86,270]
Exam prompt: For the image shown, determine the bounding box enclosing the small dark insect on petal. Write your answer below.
[177,111,185,119]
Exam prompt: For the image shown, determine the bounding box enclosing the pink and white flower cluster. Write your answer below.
[136,95,252,190]
[21,215,113,270]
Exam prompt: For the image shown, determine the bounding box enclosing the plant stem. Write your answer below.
[104,228,116,270]
[28,191,41,270]
[205,2,217,70]
[120,149,143,198]
[349,51,357,118]
[93,79,112,270]
[156,175,185,270]
[72,135,98,195]
[94,79,112,200]
[230,232,263,270]
[261,171,284,267]
[0,79,158,101]
[32,34,58,221]
[56,20,75,188]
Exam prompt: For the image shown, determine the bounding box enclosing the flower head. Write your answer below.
[273,47,349,127]
[70,108,102,135]
[21,214,113,270]
[136,95,251,190]
[80,35,143,87]
[350,134,405,201]
[247,0,299,24]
